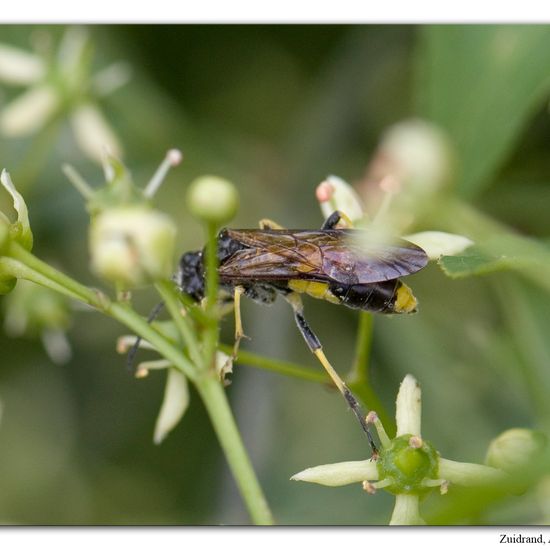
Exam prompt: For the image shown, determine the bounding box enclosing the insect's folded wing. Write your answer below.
[322,240,429,284]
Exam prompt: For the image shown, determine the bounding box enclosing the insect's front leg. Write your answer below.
[258,218,285,230]
[232,285,249,359]
[284,292,378,457]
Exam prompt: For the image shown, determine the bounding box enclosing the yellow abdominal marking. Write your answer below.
[394,282,418,313]
[288,279,340,304]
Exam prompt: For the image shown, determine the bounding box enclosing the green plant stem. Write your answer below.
[3,242,274,524]
[8,242,102,305]
[202,222,220,366]
[194,372,274,525]
[155,280,203,369]
[349,311,373,383]
[219,344,328,383]
[4,244,197,381]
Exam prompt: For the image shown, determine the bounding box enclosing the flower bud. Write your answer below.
[486,428,547,473]
[316,175,365,224]
[186,175,239,225]
[0,170,33,251]
[369,119,452,195]
[89,206,176,287]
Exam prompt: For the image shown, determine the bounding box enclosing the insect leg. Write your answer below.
[126,300,165,373]
[284,292,378,456]
[232,285,248,358]
[321,210,354,230]
[258,218,285,230]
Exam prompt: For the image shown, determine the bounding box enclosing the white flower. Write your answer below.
[0,27,129,163]
[292,374,507,525]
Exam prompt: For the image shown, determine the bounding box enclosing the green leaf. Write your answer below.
[438,234,550,294]
[416,26,550,197]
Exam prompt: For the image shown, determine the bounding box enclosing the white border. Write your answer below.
[1,0,550,23]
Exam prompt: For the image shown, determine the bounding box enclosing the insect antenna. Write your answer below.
[126,300,165,373]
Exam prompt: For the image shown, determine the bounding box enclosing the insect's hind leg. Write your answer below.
[321,210,354,230]
[284,292,378,456]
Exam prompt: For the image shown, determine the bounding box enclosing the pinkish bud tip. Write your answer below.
[365,411,378,424]
[167,149,183,166]
[409,435,423,449]
[316,180,334,203]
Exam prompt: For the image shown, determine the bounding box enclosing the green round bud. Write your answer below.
[377,434,439,495]
[186,175,239,224]
[89,206,177,287]
[486,428,547,473]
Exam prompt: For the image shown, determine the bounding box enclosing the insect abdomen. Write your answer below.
[329,280,417,314]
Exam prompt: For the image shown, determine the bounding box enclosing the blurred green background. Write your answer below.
[0,24,550,525]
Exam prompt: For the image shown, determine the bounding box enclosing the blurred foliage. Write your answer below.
[0,24,550,525]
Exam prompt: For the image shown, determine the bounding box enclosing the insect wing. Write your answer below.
[219,229,428,284]
[321,232,429,284]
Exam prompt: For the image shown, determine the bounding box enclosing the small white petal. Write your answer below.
[0,170,33,250]
[41,329,72,365]
[438,457,507,486]
[215,351,233,382]
[405,231,474,260]
[291,459,378,487]
[318,175,365,223]
[71,103,122,164]
[0,85,59,137]
[395,374,422,437]
[57,27,89,75]
[0,44,45,85]
[153,368,189,445]
[389,494,425,525]
[92,62,132,97]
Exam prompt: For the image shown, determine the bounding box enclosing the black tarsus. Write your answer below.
[126,300,166,373]
[321,210,341,230]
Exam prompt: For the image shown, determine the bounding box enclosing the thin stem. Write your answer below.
[219,344,328,384]
[3,243,273,523]
[8,242,102,306]
[5,243,198,381]
[0,256,89,303]
[194,373,274,525]
[202,222,220,367]
[155,280,203,369]
[349,311,373,383]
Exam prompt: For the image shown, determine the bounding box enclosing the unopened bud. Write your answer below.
[89,206,176,287]
[186,175,239,224]
[486,428,547,473]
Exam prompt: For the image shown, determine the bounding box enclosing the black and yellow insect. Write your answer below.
[175,210,428,455]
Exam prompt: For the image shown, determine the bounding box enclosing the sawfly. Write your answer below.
[134,210,429,455]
